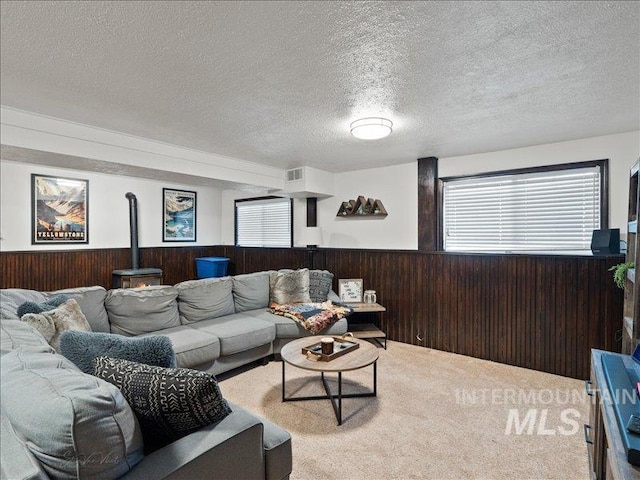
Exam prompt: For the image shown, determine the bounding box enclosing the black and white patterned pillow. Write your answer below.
[308,270,334,302]
[93,356,231,450]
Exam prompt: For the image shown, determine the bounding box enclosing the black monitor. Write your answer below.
[591,228,620,255]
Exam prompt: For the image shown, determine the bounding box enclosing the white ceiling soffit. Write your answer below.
[1,1,639,174]
[0,145,268,193]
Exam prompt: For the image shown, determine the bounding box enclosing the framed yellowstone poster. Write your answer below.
[163,188,197,242]
[31,174,88,244]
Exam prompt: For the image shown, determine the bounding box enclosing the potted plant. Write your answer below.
[609,261,634,289]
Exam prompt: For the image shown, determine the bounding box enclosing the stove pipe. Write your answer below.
[125,192,140,270]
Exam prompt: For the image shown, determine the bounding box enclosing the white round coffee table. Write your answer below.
[280,335,379,425]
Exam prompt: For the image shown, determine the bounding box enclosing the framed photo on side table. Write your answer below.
[163,188,197,242]
[31,174,88,244]
[338,278,363,303]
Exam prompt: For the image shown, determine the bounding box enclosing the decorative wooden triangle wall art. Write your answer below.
[336,196,388,217]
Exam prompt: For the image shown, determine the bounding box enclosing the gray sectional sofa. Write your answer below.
[0,269,348,480]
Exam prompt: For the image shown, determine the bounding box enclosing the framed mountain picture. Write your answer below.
[163,188,197,242]
[31,174,88,244]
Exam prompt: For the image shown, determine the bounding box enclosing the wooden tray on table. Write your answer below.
[302,335,359,362]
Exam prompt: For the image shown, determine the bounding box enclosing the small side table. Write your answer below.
[347,302,387,349]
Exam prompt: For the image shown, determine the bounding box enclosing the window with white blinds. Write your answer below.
[442,163,605,252]
[235,197,292,247]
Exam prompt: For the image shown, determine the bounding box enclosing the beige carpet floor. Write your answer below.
[219,341,590,480]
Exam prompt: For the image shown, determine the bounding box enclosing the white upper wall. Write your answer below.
[0,159,222,251]
[220,131,639,250]
[219,162,419,250]
[313,162,418,249]
[440,131,640,236]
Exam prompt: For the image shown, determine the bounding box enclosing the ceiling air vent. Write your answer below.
[271,166,334,198]
[286,168,303,182]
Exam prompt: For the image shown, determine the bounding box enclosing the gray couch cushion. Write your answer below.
[1,348,144,480]
[1,411,49,480]
[106,286,180,336]
[191,314,276,355]
[1,320,53,355]
[176,277,235,324]
[308,270,334,302]
[0,289,47,320]
[48,286,110,332]
[59,330,177,374]
[141,325,221,368]
[246,309,348,338]
[232,271,270,313]
[269,269,312,304]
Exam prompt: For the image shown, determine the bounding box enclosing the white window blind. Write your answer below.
[443,166,601,252]
[236,197,291,247]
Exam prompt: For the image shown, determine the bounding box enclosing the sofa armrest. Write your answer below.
[327,290,341,303]
[259,416,292,480]
[1,411,48,480]
[120,406,265,480]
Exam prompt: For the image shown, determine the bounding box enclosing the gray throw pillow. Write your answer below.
[17,294,70,318]
[269,269,312,304]
[60,330,177,374]
[308,270,334,302]
[93,356,231,451]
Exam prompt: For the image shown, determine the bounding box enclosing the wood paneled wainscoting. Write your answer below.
[0,246,220,290]
[1,246,623,379]
[212,246,623,380]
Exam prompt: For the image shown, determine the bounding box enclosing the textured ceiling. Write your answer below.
[1,1,639,174]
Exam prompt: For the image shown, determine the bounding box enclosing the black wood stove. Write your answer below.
[112,192,163,288]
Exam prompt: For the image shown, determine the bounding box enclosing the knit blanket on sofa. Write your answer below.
[269,301,353,335]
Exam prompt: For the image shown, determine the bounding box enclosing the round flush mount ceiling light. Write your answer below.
[350,117,393,140]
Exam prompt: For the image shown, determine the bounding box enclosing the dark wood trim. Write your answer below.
[601,159,609,228]
[306,197,317,227]
[417,157,438,252]
[437,178,445,251]
[439,159,608,182]
[290,198,294,248]
[233,195,283,204]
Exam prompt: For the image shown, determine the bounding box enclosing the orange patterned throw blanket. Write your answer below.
[269,301,353,334]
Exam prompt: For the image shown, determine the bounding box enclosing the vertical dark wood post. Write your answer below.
[306,197,320,268]
[418,157,438,252]
[306,197,317,227]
